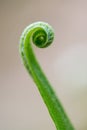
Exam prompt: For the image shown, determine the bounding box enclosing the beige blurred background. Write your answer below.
[0,0,87,130]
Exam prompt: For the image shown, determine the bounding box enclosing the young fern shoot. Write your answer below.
[19,21,74,130]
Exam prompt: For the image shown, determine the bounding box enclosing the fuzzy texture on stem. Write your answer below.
[19,21,74,130]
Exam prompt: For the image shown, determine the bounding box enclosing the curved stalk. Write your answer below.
[19,21,74,130]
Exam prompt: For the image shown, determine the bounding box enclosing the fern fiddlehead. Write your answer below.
[19,21,74,130]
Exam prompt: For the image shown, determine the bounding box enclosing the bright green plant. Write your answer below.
[19,21,74,130]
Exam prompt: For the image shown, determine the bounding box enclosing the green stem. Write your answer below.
[19,21,74,130]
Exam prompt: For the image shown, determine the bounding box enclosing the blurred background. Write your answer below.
[0,0,87,130]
